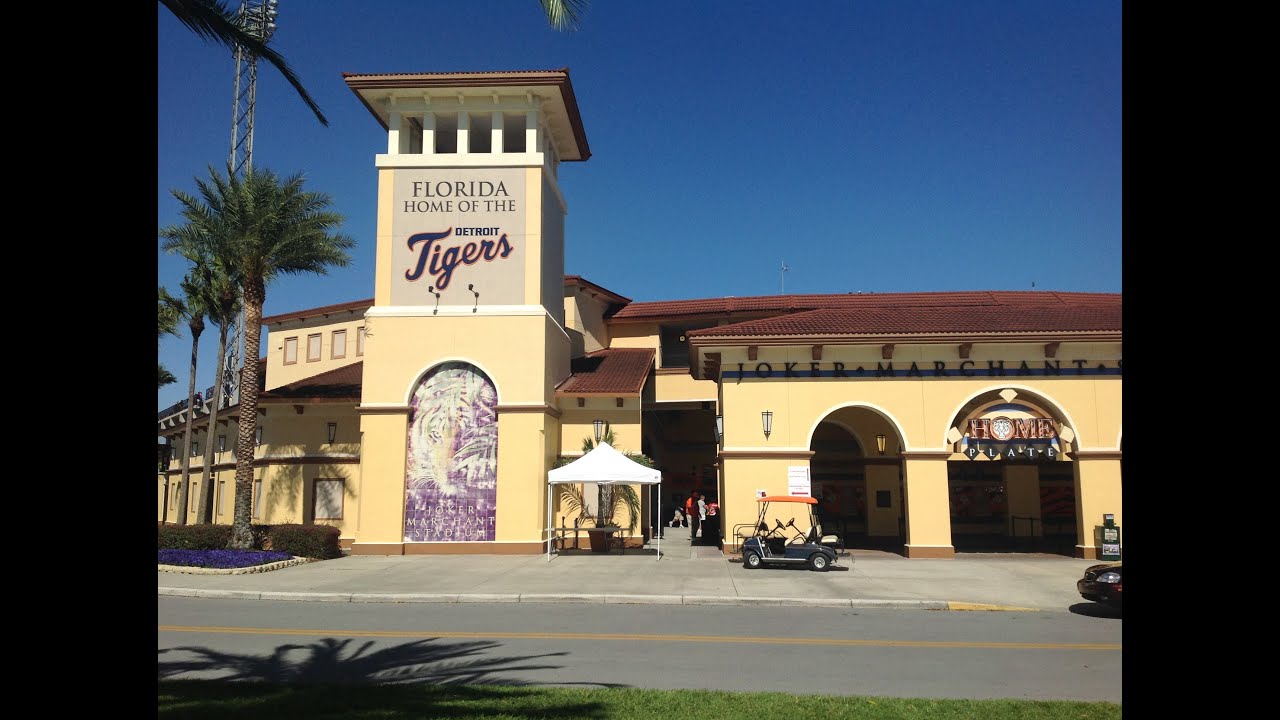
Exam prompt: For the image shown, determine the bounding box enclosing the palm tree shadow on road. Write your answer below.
[158,636,628,688]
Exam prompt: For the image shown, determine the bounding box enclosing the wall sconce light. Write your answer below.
[593,419,604,443]
[715,414,724,442]
[255,426,264,446]
[327,422,337,444]
[427,285,441,315]
[468,283,480,313]
[218,435,227,453]
[761,410,773,439]
[876,433,887,455]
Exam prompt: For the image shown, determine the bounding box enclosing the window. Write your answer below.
[314,478,345,520]
[218,435,226,453]
[659,324,713,368]
[284,337,298,365]
[189,482,197,514]
[357,326,366,356]
[434,112,458,153]
[252,478,263,519]
[191,440,199,457]
[217,480,226,517]
[502,112,526,152]
[332,329,347,359]
[307,334,322,362]
[468,112,492,153]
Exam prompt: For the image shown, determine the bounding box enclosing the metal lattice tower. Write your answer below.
[222,0,279,408]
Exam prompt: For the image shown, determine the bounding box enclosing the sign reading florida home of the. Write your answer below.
[391,168,527,307]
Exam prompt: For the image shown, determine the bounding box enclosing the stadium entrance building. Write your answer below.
[158,69,1121,560]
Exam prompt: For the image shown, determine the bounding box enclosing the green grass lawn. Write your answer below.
[158,681,1120,719]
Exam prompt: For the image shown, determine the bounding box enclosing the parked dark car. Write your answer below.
[1077,562,1122,608]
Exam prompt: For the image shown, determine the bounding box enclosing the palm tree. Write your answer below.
[162,163,354,548]
[171,270,212,525]
[158,286,184,388]
[554,422,651,531]
[160,0,591,127]
[163,223,245,525]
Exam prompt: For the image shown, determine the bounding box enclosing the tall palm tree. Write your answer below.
[163,223,245,524]
[163,164,354,547]
[160,0,591,127]
[172,270,212,525]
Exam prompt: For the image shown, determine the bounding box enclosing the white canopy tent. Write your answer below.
[546,442,663,561]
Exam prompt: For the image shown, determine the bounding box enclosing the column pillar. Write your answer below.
[421,109,435,155]
[902,451,954,558]
[387,110,401,154]
[1071,451,1123,559]
[492,111,504,153]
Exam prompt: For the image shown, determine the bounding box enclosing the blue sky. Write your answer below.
[157,1,1122,412]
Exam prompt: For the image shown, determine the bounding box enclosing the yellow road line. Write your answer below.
[158,626,1120,651]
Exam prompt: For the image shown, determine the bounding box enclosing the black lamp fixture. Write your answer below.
[468,283,480,313]
[327,422,337,444]
[593,419,604,443]
[427,286,441,315]
[876,433,887,455]
[761,410,773,439]
[715,414,724,442]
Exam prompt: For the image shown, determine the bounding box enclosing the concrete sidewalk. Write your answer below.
[158,530,1101,612]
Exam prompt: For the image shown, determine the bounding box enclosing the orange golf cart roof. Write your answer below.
[757,495,818,504]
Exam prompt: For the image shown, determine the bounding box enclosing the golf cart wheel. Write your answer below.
[744,551,762,569]
[808,553,830,572]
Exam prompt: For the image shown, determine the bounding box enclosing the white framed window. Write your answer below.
[357,326,366,356]
[313,478,345,520]
[252,478,263,519]
[332,329,347,359]
[307,333,322,362]
[284,337,298,365]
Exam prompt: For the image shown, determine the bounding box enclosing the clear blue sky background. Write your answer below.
[157,0,1122,412]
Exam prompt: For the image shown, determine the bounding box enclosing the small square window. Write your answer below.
[307,334,322,362]
[284,337,298,365]
[314,478,344,520]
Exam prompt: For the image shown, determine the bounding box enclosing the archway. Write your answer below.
[809,409,904,552]
[403,361,499,542]
[946,388,1077,555]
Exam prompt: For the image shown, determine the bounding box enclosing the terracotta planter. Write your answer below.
[586,527,619,553]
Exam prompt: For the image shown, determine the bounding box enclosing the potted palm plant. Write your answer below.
[553,423,656,552]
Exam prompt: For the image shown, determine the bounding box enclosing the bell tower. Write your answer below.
[344,69,591,553]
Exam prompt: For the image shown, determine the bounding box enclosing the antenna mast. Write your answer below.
[222,0,279,407]
[780,261,790,294]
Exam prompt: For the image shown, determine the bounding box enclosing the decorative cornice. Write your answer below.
[719,450,816,460]
[496,403,563,418]
[357,404,411,415]
[1068,450,1123,460]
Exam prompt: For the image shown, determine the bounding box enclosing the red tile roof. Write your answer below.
[555,349,655,396]
[564,275,632,304]
[615,291,1120,336]
[261,298,373,325]
[260,362,364,399]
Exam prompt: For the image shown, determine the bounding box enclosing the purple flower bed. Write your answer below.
[158,549,293,569]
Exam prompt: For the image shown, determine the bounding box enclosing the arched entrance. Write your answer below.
[947,390,1078,555]
[809,411,904,552]
[403,361,499,542]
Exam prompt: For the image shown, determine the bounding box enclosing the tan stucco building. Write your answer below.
[158,69,1121,561]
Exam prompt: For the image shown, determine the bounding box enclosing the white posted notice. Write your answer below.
[787,466,811,497]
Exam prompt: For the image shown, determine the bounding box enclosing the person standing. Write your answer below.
[687,491,701,540]
[696,492,709,544]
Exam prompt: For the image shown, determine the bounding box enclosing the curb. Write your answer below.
[157,587,991,610]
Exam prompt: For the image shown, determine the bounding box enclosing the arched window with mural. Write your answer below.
[404,362,498,542]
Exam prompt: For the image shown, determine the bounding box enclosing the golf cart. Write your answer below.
[739,495,847,572]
